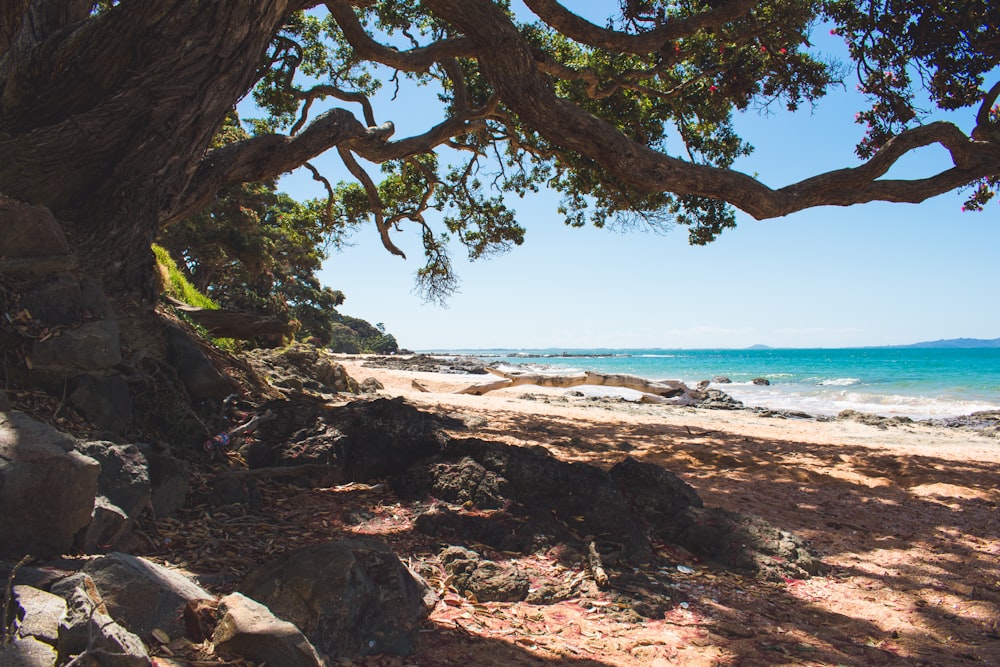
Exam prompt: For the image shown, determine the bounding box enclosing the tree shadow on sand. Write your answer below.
[464,408,1000,665]
[144,397,998,666]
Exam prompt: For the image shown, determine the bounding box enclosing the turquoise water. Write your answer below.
[424,348,1000,419]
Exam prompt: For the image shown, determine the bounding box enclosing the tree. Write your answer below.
[1,1,997,304]
[156,116,349,343]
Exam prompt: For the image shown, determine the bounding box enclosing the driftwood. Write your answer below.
[167,297,292,339]
[456,367,696,403]
[586,538,609,589]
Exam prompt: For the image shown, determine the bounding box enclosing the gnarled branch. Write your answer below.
[522,0,759,55]
[426,0,1000,220]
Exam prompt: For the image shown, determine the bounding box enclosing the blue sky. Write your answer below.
[273,4,999,350]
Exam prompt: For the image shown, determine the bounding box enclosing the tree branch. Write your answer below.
[522,0,760,55]
[171,107,376,225]
[325,0,475,72]
[337,145,407,258]
[425,0,1000,220]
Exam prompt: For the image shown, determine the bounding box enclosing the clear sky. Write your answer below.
[274,4,999,351]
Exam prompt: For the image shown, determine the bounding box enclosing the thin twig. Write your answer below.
[2,554,32,646]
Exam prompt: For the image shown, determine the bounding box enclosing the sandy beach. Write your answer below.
[331,355,1000,666]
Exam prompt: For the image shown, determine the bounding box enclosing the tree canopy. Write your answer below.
[0,1,997,300]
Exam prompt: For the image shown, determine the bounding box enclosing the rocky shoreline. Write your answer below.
[359,353,1000,436]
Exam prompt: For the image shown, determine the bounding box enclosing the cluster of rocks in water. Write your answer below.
[2,346,831,666]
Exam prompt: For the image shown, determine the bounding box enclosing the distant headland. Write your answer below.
[898,337,1000,349]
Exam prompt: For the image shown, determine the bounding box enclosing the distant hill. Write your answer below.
[900,337,1000,349]
[745,344,773,350]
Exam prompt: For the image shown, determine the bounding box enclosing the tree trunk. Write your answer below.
[0,1,294,296]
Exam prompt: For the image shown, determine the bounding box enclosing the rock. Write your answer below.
[359,377,384,393]
[0,636,58,667]
[698,388,744,410]
[76,441,150,526]
[239,538,434,658]
[243,344,359,395]
[397,437,651,558]
[52,573,149,667]
[164,325,233,399]
[137,445,189,518]
[609,456,703,525]
[252,397,452,480]
[26,319,122,371]
[439,546,529,602]
[18,276,82,326]
[752,377,771,386]
[0,198,70,258]
[0,389,9,410]
[712,376,732,384]
[80,552,212,641]
[12,585,66,645]
[67,374,132,434]
[212,593,323,667]
[76,496,130,553]
[0,411,100,559]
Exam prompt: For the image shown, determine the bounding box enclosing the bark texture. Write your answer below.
[0,1,296,292]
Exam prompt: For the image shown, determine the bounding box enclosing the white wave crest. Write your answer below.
[818,377,861,386]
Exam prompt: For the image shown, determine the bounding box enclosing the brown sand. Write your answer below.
[335,356,1000,666]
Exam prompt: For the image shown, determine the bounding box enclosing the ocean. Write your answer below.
[423,348,1000,419]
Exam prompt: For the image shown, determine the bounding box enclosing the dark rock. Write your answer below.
[359,377,384,393]
[698,388,744,410]
[137,445,189,518]
[11,585,66,645]
[165,325,233,399]
[212,593,323,667]
[398,437,651,558]
[253,397,451,480]
[0,636,58,667]
[837,409,911,429]
[75,441,150,532]
[239,538,434,658]
[67,374,132,433]
[396,456,508,509]
[0,255,76,279]
[413,507,523,553]
[609,456,703,525]
[80,552,212,641]
[52,573,149,667]
[0,390,9,411]
[399,435,823,581]
[0,198,70,257]
[80,278,115,319]
[76,497,130,553]
[752,377,771,386]
[712,376,732,384]
[19,276,82,326]
[27,320,122,372]
[0,411,99,559]
[244,344,358,395]
[439,546,529,602]
[362,354,489,375]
